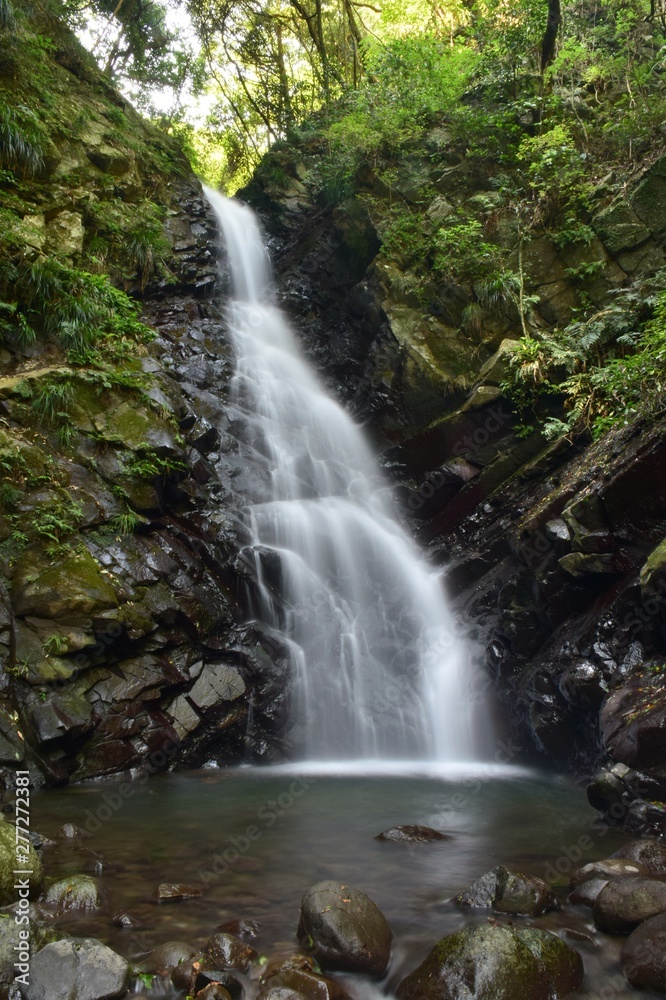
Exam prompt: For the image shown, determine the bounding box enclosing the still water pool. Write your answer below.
[30,764,655,998]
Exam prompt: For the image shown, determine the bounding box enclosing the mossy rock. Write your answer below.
[0,819,44,903]
[640,537,666,613]
[12,546,118,619]
[42,874,102,911]
[397,925,583,1000]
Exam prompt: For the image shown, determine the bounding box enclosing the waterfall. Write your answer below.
[205,187,488,764]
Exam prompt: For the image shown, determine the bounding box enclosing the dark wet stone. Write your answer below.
[612,839,666,875]
[570,858,650,887]
[24,937,129,1000]
[396,925,582,1000]
[256,989,308,1000]
[147,940,198,973]
[58,823,87,839]
[41,875,102,911]
[621,911,666,991]
[261,968,350,1000]
[196,986,233,1000]
[195,969,244,997]
[112,910,140,928]
[156,882,202,902]
[456,865,558,916]
[375,825,450,843]
[297,880,392,976]
[569,878,609,907]
[217,917,260,941]
[205,931,256,971]
[593,876,666,933]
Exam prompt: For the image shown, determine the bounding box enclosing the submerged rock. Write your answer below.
[297,880,392,976]
[146,939,198,973]
[24,938,129,1000]
[375,825,450,843]
[456,865,558,915]
[593,876,666,933]
[156,882,202,902]
[396,924,583,1000]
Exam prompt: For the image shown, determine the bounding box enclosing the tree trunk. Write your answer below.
[541,0,561,72]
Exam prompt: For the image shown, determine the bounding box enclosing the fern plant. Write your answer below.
[0,107,43,178]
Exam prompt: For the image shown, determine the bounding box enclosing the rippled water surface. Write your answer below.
[29,765,662,998]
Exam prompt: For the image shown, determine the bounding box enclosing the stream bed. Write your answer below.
[28,764,660,998]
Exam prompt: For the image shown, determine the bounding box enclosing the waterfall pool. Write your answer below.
[28,765,655,999]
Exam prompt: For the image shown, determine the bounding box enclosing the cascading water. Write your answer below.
[206,187,489,764]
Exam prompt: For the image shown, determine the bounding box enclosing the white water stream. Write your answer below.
[206,188,489,764]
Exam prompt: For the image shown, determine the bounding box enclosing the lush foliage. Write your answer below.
[502,274,666,439]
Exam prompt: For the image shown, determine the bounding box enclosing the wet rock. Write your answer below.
[297,880,392,976]
[24,937,129,1000]
[147,940,198,973]
[456,865,558,916]
[375,825,449,843]
[42,874,102,911]
[197,986,233,1000]
[621,911,666,991]
[157,882,202,902]
[256,989,308,1000]
[570,858,650,887]
[217,917,260,941]
[58,823,87,839]
[112,910,140,928]
[593,876,666,933]
[205,931,256,971]
[12,547,118,619]
[612,839,666,874]
[261,968,349,1000]
[569,878,609,907]
[396,925,583,1000]
[0,820,43,902]
[601,672,666,769]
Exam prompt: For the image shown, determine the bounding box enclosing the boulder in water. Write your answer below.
[205,931,256,971]
[612,839,666,875]
[593,876,666,933]
[569,877,609,907]
[570,858,649,886]
[146,940,198,973]
[24,938,129,1000]
[297,880,392,976]
[621,911,666,991]
[396,924,583,1000]
[41,875,102,911]
[375,825,450,843]
[456,865,558,915]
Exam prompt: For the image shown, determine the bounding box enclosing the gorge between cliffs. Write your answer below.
[3,1,666,997]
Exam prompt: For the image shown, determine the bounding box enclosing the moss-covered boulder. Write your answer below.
[11,546,118,619]
[0,819,44,902]
[42,874,102,911]
[593,876,666,933]
[396,925,582,1000]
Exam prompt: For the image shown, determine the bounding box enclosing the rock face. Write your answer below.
[396,925,583,1000]
[24,938,129,1000]
[297,881,392,976]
